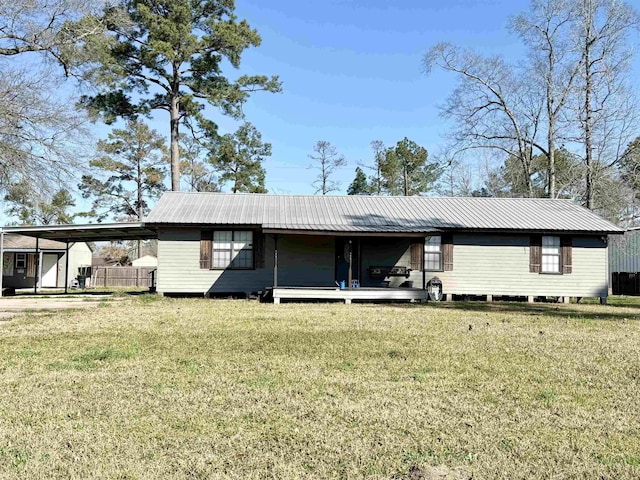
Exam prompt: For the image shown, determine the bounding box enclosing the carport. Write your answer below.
[0,223,157,295]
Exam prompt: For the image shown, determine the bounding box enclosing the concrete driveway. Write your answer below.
[0,295,112,319]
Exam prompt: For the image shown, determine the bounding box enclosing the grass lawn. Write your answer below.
[1,296,640,479]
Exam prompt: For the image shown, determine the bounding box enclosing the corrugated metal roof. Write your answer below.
[145,192,624,234]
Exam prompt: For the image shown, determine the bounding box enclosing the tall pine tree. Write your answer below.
[211,122,269,193]
[79,0,281,191]
[79,119,168,221]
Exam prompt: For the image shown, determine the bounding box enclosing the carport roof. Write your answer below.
[1,223,157,243]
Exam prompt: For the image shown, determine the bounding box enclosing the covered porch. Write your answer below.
[265,229,438,303]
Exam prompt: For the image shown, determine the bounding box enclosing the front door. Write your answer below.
[335,238,359,285]
[41,253,59,288]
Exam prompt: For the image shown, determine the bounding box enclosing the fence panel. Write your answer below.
[611,272,640,296]
[91,266,156,288]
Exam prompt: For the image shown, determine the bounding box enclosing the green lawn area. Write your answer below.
[1,296,640,479]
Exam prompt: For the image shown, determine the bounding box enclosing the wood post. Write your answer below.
[446,293,453,302]
[344,298,351,305]
[273,234,278,288]
[486,294,493,302]
[527,295,534,303]
[563,296,570,304]
[347,240,352,289]
[34,237,40,294]
[64,241,70,293]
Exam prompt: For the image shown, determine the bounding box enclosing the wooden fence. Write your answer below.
[611,272,640,296]
[91,266,156,288]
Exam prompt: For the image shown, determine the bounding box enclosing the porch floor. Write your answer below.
[271,286,427,304]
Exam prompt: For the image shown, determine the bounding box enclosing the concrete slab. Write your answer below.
[0,296,114,320]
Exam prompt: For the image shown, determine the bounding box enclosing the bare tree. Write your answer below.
[511,0,583,198]
[179,136,220,192]
[308,141,347,195]
[424,43,546,196]
[0,0,107,194]
[573,0,639,208]
[0,0,108,73]
[0,64,90,193]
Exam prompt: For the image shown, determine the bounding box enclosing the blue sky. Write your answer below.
[5,0,639,224]
[223,0,531,194]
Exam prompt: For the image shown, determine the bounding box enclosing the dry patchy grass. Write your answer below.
[0,296,639,479]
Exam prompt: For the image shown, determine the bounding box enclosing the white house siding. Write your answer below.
[420,234,607,298]
[156,230,335,294]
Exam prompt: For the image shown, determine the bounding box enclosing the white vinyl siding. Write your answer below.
[418,234,607,298]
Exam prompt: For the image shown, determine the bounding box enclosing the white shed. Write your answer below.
[132,255,158,267]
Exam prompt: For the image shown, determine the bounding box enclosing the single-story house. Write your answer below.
[132,254,158,267]
[144,192,623,303]
[1,234,92,290]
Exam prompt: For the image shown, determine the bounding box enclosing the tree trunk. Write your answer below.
[548,113,556,198]
[137,143,143,259]
[547,50,556,198]
[584,9,593,210]
[170,92,181,191]
[403,166,409,196]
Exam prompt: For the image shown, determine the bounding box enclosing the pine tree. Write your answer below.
[211,123,269,193]
[79,0,281,191]
[380,138,439,195]
[4,181,75,225]
[347,167,370,195]
[79,119,168,221]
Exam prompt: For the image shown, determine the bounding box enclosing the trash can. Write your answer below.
[426,277,443,301]
[77,275,86,289]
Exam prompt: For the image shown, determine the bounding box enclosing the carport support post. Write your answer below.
[348,239,352,288]
[64,241,70,294]
[34,237,40,294]
[273,234,278,288]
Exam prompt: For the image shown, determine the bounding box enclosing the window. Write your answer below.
[15,253,26,270]
[424,235,442,271]
[212,231,253,269]
[542,236,560,273]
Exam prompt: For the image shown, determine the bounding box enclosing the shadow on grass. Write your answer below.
[421,299,640,322]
